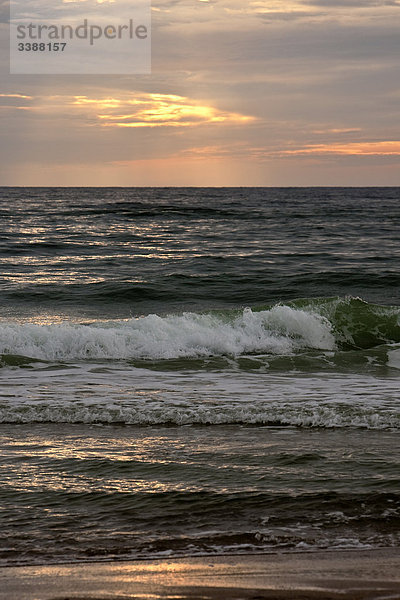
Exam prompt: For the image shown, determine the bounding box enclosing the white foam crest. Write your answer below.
[0,365,398,428]
[387,347,400,370]
[0,307,335,361]
[0,401,397,428]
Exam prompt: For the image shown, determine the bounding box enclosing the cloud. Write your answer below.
[0,93,33,99]
[165,139,400,161]
[302,0,399,6]
[1,0,400,185]
[312,128,363,134]
[73,93,255,128]
[0,93,34,109]
[275,140,400,157]
[283,140,400,156]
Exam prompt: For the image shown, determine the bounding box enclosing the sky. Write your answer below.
[1,0,400,186]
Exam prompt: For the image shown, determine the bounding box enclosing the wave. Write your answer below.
[0,297,399,363]
[287,296,400,349]
[2,489,398,565]
[0,303,335,361]
[4,272,400,307]
[1,399,398,428]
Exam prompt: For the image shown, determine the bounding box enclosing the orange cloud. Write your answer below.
[180,140,400,162]
[73,93,254,128]
[282,141,400,156]
[312,128,362,134]
[0,93,34,111]
[0,94,33,99]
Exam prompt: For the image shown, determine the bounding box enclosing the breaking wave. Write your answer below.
[1,399,398,428]
[0,297,399,363]
[0,305,334,361]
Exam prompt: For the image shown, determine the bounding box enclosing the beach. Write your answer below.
[1,549,399,599]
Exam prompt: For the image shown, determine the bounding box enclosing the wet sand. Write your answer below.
[0,548,399,600]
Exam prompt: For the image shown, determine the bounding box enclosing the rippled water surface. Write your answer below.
[0,187,399,564]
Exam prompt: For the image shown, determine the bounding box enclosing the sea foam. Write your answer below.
[0,306,335,361]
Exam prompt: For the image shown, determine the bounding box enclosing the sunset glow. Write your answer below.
[282,141,400,157]
[1,0,399,185]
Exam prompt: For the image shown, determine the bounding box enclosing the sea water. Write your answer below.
[0,187,399,565]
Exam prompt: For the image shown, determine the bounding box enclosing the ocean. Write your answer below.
[0,187,399,566]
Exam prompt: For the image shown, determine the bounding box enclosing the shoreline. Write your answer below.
[0,545,395,570]
[0,548,399,600]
